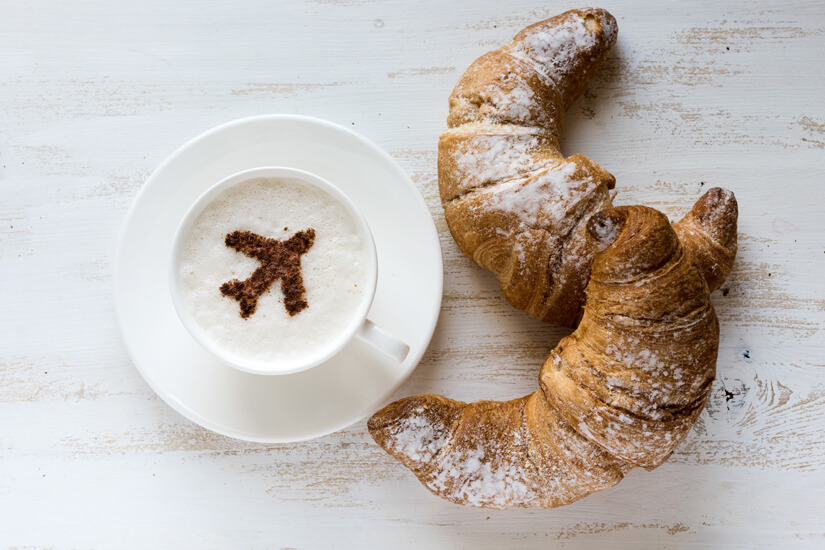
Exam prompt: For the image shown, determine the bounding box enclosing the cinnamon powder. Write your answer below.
[219,228,315,318]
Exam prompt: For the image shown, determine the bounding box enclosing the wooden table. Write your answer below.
[2,1,824,547]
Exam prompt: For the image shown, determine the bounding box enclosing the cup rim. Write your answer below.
[169,166,378,376]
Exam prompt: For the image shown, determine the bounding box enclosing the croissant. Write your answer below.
[368,191,739,509]
[438,7,620,326]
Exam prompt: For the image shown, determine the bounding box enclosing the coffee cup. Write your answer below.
[169,166,409,375]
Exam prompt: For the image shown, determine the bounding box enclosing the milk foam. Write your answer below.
[178,177,371,369]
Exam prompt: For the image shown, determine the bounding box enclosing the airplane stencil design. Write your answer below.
[220,228,316,318]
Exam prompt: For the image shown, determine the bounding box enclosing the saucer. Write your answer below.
[114,115,443,442]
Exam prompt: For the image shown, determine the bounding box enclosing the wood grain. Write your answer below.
[1,0,824,547]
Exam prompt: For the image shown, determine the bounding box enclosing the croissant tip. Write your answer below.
[586,209,626,250]
[368,395,464,474]
[698,186,736,207]
[580,8,618,39]
[688,187,739,248]
[583,7,616,21]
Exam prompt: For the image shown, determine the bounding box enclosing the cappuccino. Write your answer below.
[177,176,372,370]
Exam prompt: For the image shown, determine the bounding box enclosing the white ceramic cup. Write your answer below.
[169,166,409,375]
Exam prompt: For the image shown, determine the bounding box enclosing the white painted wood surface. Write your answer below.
[2,0,824,547]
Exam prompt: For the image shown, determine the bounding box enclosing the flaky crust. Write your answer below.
[370,9,741,510]
[438,8,619,326]
[369,199,736,508]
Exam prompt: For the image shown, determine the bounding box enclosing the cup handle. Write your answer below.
[356,319,410,363]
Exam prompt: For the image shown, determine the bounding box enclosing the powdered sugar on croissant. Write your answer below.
[673,187,739,292]
[439,8,620,327]
[369,198,738,509]
[371,7,741,510]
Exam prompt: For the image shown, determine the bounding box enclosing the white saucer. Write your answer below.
[114,115,443,442]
